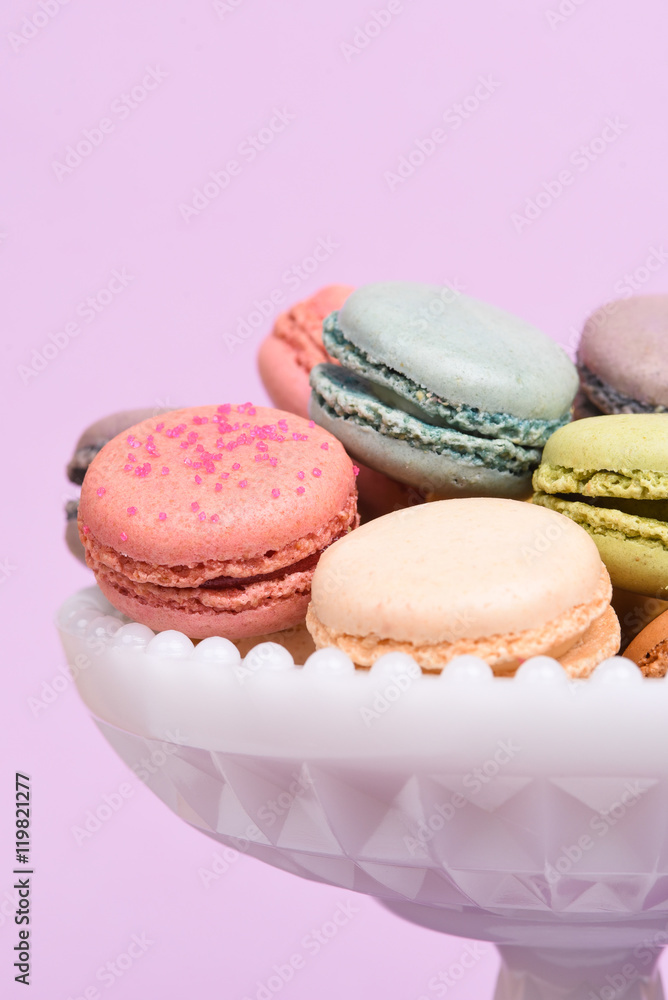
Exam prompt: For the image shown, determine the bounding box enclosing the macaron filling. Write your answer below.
[533,462,668,549]
[578,362,666,415]
[311,364,542,477]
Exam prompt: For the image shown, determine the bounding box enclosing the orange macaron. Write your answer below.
[78,403,359,639]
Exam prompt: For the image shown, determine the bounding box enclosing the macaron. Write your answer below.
[258,285,353,419]
[65,408,170,563]
[532,414,668,598]
[78,404,359,639]
[577,296,668,416]
[309,282,579,499]
[624,610,668,677]
[306,498,619,676]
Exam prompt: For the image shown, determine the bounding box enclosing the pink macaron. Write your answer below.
[78,403,359,639]
[258,285,354,419]
[258,285,418,520]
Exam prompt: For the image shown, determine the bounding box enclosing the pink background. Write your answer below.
[3,1,668,996]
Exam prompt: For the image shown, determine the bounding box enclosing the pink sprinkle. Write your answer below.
[120,531,128,542]
[210,514,219,523]
[312,468,322,477]
[194,475,202,484]
[184,457,193,466]
[187,432,198,444]
[271,488,280,498]
[158,512,166,521]
[238,480,248,488]
[277,419,288,432]
[180,441,188,449]
[191,502,199,511]
[353,465,360,476]
[97,487,106,497]
[155,422,165,432]
[320,442,329,450]
[292,433,300,441]
[161,467,169,475]
[198,511,206,521]
[308,420,315,428]
[134,463,151,477]
[296,486,305,495]
[126,454,136,463]
[269,457,277,466]
[195,444,204,453]
[127,435,142,448]
[247,408,256,415]
[124,464,132,471]
[192,416,208,425]
[220,472,229,479]
[82,525,90,535]
[127,506,137,516]
[217,404,231,414]
[213,453,222,460]
[256,442,268,452]
[215,483,222,492]
[232,462,240,470]
[297,471,305,480]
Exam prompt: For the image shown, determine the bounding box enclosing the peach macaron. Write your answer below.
[307,497,620,676]
[78,403,359,639]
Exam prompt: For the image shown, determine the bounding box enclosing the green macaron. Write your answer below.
[532,414,668,597]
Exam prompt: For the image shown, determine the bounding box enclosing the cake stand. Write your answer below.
[57,586,668,1000]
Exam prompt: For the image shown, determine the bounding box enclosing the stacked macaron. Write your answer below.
[306,498,619,676]
[78,404,359,639]
[309,283,579,499]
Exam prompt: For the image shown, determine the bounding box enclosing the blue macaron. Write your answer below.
[309,282,578,497]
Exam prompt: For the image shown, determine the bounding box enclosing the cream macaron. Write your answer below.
[306,497,620,676]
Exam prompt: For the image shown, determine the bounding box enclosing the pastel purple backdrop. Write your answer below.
[3,1,668,997]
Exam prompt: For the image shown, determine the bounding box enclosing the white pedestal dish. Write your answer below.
[58,587,668,1000]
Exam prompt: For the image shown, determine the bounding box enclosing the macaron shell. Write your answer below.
[336,282,578,420]
[310,394,533,498]
[80,405,356,566]
[96,574,310,640]
[578,295,668,408]
[257,333,312,419]
[539,413,668,478]
[309,498,604,644]
[624,609,668,672]
[257,284,354,420]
